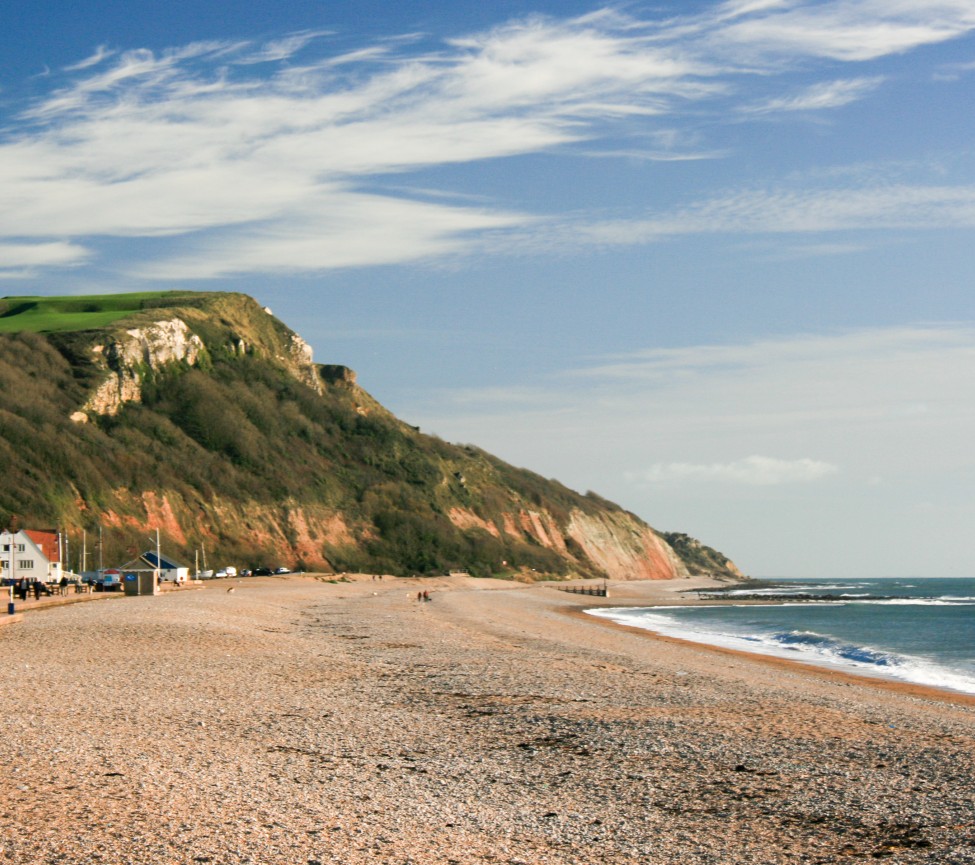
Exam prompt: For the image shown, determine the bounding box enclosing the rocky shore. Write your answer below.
[1,574,973,864]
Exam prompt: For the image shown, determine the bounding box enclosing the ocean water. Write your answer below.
[588,578,975,695]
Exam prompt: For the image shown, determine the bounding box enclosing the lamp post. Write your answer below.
[4,528,15,610]
[146,529,162,588]
[154,528,161,585]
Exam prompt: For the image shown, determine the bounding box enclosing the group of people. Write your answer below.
[11,576,54,601]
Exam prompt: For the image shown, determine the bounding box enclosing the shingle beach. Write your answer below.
[2,575,973,864]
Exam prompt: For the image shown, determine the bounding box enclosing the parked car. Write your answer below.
[274,567,290,574]
[214,568,230,579]
[252,566,273,576]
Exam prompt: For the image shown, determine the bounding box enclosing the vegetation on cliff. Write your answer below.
[658,532,743,580]
[0,291,741,580]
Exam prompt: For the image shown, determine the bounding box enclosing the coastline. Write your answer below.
[569,606,975,709]
[2,573,973,864]
[551,577,975,707]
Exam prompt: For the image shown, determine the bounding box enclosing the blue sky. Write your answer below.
[3,1,975,577]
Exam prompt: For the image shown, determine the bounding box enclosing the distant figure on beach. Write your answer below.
[422,590,430,602]
[417,591,423,602]
[17,578,28,601]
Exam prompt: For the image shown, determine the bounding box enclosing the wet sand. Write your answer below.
[1,574,973,864]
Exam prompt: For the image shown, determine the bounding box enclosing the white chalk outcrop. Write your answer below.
[72,319,205,421]
[71,313,325,422]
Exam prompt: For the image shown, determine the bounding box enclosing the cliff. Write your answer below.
[0,291,742,581]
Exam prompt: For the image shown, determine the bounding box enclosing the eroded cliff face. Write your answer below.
[94,492,692,580]
[566,510,689,580]
[97,490,358,572]
[448,506,691,581]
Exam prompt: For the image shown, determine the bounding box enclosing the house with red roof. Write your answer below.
[1,528,64,584]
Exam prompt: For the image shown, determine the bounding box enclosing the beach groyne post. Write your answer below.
[557,584,609,597]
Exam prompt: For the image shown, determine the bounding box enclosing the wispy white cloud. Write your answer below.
[0,241,91,275]
[628,455,839,486]
[579,182,975,245]
[933,56,975,80]
[233,31,333,65]
[744,76,884,113]
[132,190,526,278]
[575,325,975,383]
[706,0,975,62]
[2,2,975,281]
[63,45,117,72]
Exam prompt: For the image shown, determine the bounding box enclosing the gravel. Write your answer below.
[1,575,973,864]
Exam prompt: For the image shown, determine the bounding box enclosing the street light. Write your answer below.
[147,528,161,585]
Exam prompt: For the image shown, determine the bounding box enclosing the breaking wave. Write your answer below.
[588,607,975,696]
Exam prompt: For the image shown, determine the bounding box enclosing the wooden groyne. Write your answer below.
[557,584,608,597]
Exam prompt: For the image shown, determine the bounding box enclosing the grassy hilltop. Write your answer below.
[0,292,200,333]
[0,291,740,580]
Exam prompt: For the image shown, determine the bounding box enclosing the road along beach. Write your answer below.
[1,574,973,864]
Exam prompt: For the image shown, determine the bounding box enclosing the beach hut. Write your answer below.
[120,551,190,584]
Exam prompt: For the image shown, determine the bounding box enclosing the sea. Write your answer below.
[588,577,975,696]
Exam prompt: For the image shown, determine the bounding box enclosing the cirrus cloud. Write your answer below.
[627,455,839,486]
[1,2,974,282]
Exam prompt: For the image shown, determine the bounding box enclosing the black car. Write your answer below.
[252,566,273,576]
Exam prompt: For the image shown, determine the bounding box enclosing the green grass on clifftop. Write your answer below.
[0,291,204,333]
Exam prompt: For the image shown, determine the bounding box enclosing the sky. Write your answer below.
[2,0,975,578]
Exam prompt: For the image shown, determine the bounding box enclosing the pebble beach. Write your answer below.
[1,574,973,864]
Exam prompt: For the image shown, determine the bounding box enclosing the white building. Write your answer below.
[1,529,63,584]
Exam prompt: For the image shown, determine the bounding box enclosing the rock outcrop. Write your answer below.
[71,310,327,421]
[73,319,205,420]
